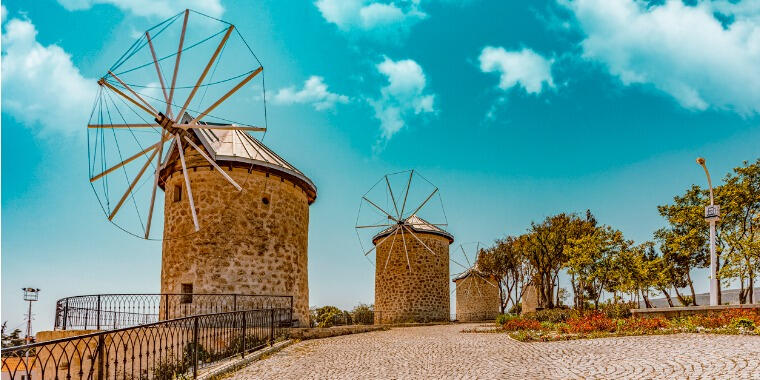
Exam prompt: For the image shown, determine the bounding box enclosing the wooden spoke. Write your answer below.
[355,224,394,229]
[90,139,165,182]
[183,135,242,191]
[107,70,158,115]
[400,227,411,273]
[382,228,400,274]
[476,273,499,289]
[408,188,438,218]
[450,256,469,271]
[400,170,413,218]
[405,223,448,227]
[403,225,438,258]
[167,9,189,117]
[188,66,262,125]
[462,245,472,268]
[385,175,400,219]
[176,25,234,122]
[146,31,170,106]
[145,131,170,239]
[176,135,200,231]
[88,124,157,128]
[175,124,266,132]
[362,196,398,222]
[363,225,399,256]
[108,147,160,221]
[99,79,157,118]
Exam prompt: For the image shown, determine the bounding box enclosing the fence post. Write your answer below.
[164,294,169,321]
[289,297,293,327]
[241,312,246,359]
[96,295,102,330]
[269,309,275,343]
[63,298,69,330]
[96,335,105,380]
[193,317,199,379]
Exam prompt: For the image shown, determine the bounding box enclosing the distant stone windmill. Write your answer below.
[451,242,500,322]
[86,10,317,325]
[356,170,453,324]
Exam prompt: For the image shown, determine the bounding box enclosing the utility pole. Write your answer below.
[22,288,40,344]
[696,158,720,306]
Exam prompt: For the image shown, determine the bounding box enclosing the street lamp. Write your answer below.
[22,287,40,344]
[696,158,720,306]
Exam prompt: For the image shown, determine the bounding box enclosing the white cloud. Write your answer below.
[1,15,98,135]
[57,0,223,18]
[272,76,349,111]
[315,0,426,36]
[564,0,760,114]
[479,47,554,94]
[370,57,436,141]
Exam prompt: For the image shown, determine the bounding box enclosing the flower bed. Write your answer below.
[495,308,760,342]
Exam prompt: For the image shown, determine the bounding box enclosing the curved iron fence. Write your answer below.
[2,308,290,380]
[55,294,293,330]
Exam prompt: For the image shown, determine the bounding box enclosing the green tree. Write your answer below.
[1,322,25,348]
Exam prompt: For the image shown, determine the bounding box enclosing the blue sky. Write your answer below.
[2,0,759,333]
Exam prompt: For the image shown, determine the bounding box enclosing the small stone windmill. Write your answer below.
[451,243,500,322]
[86,10,317,325]
[356,170,453,324]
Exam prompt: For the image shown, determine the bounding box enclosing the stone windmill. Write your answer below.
[356,170,453,324]
[86,10,316,325]
[451,243,500,322]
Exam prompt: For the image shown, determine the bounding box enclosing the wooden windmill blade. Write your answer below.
[87,9,268,240]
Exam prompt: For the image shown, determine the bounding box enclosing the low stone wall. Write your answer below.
[631,304,760,318]
[288,325,386,340]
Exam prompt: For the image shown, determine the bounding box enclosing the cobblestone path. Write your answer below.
[231,324,760,379]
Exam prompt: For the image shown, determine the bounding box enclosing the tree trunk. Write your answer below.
[659,288,674,307]
[642,290,653,308]
[686,271,698,306]
[674,286,687,306]
[750,270,755,304]
[739,276,747,304]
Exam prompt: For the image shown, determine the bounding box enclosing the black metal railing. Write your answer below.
[55,294,293,330]
[2,308,291,380]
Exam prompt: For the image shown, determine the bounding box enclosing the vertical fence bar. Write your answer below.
[233,294,237,312]
[63,298,69,330]
[164,294,169,320]
[96,295,102,330]
[241,312,247,358]
[193,316,199,379]
[269,309,274,343]
[96,335,105,380]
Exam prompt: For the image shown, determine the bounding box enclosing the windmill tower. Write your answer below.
[356,170,453,324]
[86,10,317,325]
[451,243,500,322]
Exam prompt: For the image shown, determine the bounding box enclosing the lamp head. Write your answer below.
[696,157,706,166]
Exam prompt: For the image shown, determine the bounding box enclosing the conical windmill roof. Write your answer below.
[160,118,317,203]
[372,214,454,244]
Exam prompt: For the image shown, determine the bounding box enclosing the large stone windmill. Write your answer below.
[356,170,453,324]
[86,10,316,324]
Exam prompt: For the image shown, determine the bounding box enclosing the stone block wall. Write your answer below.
[454,274,500,321]
[374,231,450,324]
[161,149,311,325]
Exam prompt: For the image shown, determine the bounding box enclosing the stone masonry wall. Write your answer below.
[161,146,311,325]
[454,274,500,321]
[374,231,450,324]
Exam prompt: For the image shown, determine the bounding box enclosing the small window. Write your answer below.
[180,283,193,304]
[262,197,270,205]
[173,185,182,202]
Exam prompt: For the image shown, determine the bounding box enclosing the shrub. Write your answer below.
[599,301,636,319]
[314,306,345,328]
[502,318,542,331]
[352,304,374,325]
[622,317,669,332]
[495,314,511,325]
[730,317,756,330]
[508,303,522,315]
[567,312,616,333]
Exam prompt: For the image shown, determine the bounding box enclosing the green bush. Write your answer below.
[495,314,513,325]
[352,304,374,325]
[508,303,522,315]
[599,301,636,319]
[313,306,351,327]
[731,317,756,330]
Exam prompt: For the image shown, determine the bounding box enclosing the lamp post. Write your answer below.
[22,287,40,344]
[696,158,720,306]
